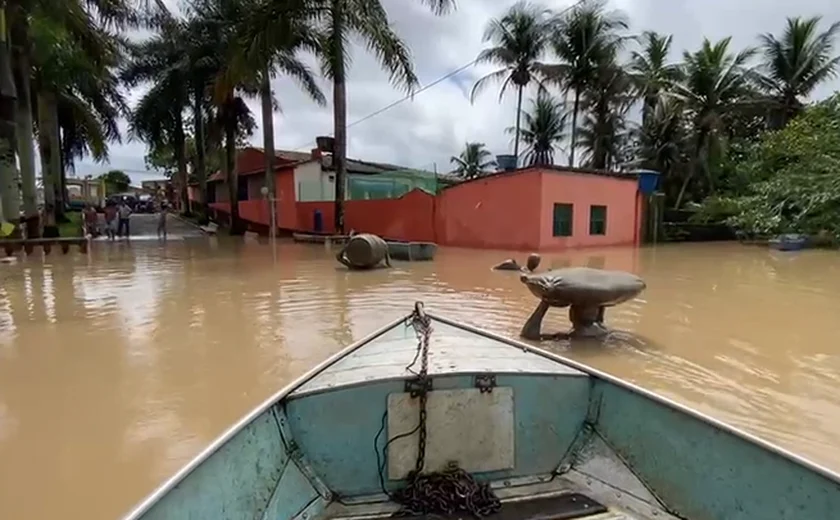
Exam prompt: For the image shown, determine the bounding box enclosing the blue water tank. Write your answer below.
[496,154,518,171]
[313,210,323,233]
[636,170,661,195]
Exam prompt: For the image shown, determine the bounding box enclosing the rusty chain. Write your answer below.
[393,302,501,518]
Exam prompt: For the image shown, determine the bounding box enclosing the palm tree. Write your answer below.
[758,16,840,128]
[450,142,496,179]
[0,11,20,229]
[123,17,192,214]
[232,0,325,226]
[628,31,682,126]
[505,89,566,166]
[576,52,634,169]
[29,7,128,235]
[312,0,454,234]
[549,0,628,167]
[672,38,756,208]
[5,0,158,235]
[471,1,554,163]
[187,0,260,233]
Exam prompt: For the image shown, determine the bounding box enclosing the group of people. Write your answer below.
[82,198,169,240]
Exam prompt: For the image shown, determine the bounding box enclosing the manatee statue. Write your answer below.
[493,253,542,272]
[519,267,645,340]
[336,233,392,270]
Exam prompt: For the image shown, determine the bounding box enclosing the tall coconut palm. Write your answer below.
[672,38,756,208]
[311,0,454,234]
[30,8,128,235]
[628,31,682,126]
[549,0,628,167]
[505,89,566,166]
[123,17,192,213]
[5,0,157,235]
[231,0,325,227]
[187,0,260,233]
[471,1,554,164]
[450,142,496,179]
[0,9,20,230]
[577,51,634,169]
[758,16,840,128]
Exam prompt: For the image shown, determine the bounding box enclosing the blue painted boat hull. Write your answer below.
[124,307,840,520]
[386,241,437,261]
[769,234,809,251]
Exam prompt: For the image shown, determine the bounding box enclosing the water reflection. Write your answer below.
[0,240,839,519]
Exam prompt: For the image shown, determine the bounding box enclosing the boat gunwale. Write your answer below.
[426,312,840,488]
[122,308,840,520]
[121,315,408,520]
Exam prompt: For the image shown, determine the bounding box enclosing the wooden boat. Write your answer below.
[123,303,840,520]
[292,232,350,245]
[386,240,437,261]
[768,233,809,251]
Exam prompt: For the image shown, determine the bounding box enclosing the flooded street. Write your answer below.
[2,239,840,519]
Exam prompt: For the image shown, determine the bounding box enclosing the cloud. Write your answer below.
[74,0,840,178]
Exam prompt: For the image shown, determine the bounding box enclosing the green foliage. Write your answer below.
[450,142,497,179]
[99,170,131,194]
[723,94,840,238]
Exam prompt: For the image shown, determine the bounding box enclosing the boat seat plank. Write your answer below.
[291,319,585,398]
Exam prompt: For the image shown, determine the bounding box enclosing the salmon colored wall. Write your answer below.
[538,171,639,250]
[206,157,642,250]
[434,170,543,250]
[296,189,435,241]
[277,169,297,229]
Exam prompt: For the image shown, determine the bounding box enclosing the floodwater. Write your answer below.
[1,238,840,519]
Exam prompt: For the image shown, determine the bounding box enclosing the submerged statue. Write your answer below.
[336,233,392,270]
[519,267,645,340]
[493,253,541,272]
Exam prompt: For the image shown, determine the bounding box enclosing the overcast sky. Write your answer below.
[70,0,840,184]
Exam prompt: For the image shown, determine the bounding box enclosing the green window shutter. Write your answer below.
[589,205,607,235]
[553,203,573,237]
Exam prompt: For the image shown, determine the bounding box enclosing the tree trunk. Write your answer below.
[674,130,707,209]
[56,131,68,222]
[568,89,580,167]
[513,84,523,165]
[11,31,38,237]
[331,0,348,234]
[193,85,207,219]
[174,109,189,214]
[37,91,60,235]
[260,63,276,235]
[0,8,20,233]
[223,97,242,234]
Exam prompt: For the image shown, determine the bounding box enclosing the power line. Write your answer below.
[286,58,478,151]
[285,0,591,152]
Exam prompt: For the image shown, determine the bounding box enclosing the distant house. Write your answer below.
[141,179,170,194]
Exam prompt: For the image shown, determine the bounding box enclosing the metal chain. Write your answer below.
[408,302,431,474]
[396,302,502,519]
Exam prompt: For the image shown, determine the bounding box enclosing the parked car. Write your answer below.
[135,194,155,213]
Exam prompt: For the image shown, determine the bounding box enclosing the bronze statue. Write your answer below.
[519,267,645,340]
[336,233,392,270]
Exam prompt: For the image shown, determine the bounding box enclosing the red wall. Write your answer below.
[434,170,543,250]
[203,159,642,251]
[296,189,435,242]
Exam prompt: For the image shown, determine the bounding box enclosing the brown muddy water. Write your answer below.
[1,239,840,519]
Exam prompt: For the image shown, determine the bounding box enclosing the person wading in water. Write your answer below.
[117,200,132,238]
[104,202,118,240]
[157,200,168,240]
